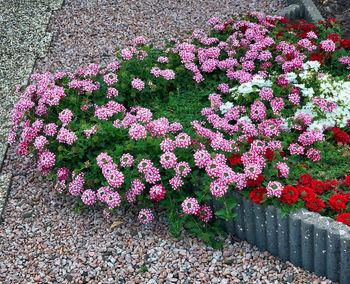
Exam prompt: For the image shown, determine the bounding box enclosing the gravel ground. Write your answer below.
[34,0,287,74]
[0,0,337,283]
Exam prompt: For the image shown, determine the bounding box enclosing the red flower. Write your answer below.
[299,174,312,185]
[305,197,325,212]
[280,186,299,205]
[343,176,350,186]
[227,154,242,166]
[328,194,348,213]
[336,212,350,226]
[341,39,350,49]
[249,187,267,204]
[298,185,316,201]
[309,52,324,64]
[264,149,274,162]
[334,131,350,145]
[280,17,291,25]
[247,174,264,187]
[330,127,341,134]
[327,18,338,25]
[310,180,326,195]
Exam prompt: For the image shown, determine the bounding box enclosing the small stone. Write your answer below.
[22,212,33,218]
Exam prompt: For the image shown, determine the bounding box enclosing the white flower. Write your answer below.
[286,72,297,83]
[237,82,254,94]
[220,102,234,114]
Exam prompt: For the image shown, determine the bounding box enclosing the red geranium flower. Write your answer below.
[249,187,267,204]
[336,212,350,226]
[305,197,325,212]
[328,194,348,213]
[280,185,299,205]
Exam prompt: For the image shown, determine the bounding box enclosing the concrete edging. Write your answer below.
[213,191,350,284]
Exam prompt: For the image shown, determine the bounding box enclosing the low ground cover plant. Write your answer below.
[9,12,350,246]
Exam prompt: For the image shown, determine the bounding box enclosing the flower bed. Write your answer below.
[9,12,350,250]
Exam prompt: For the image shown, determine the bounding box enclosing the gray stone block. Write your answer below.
[340,234,350,284]
[313,216,330,277]
[301,216,314,271]
[253,202,267,251]
[276,208,289,261]
[266,206,278,256]
[277,4,301,20]
[243,197,256,245]
[233,193,245,240]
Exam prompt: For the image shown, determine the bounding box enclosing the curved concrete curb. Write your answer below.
[0,0,64,221]
[214,191,350,283]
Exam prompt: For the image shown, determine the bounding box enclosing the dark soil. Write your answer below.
[312,0,350,39]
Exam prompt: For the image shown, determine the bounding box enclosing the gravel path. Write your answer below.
[34,0,287,74]
[0,0,337,283]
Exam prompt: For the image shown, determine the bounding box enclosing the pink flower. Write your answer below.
[81,189,96,205]
[161,69,175,80]
[160,139,175,152]
[144,167,161,184]
[193,150,211,168]
[34,136,48,150]
[120,153,134,167]
[175,133,191,148]
[160,152,177,169]
[138,209,153,224]
[181,198,200,214]
[137,159,154,173]
[57,167,69,180]
[58,109,73,126]
[266,181,283,198]
[169,176,184,190]
[103,73,118,85]
[38,150,55,168]
[175,162,191,177]
[157,56,168,63]
[210,179,228,197]
[134,36,147,45]
[271,97,285,115]
[121,48,133,60]
[197,206,212,222]
[96,153,113,168]
[130,179,145,195]
[150,184,166,201]
[259,88,274,101]
[275,162,289,178]
[320,39,335,52]
[129,123,147,140]
[106,191,121,209]
[97,186,113,202]
[131,78,145,91]
[136,107,152,123]
[217,83,230,93]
